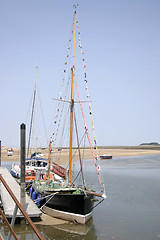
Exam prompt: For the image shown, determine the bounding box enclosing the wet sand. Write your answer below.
[1,146,160,164]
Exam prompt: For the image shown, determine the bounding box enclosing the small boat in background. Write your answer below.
[10,164,35,178]
[26,156,48,171]
[100,154,112,159]
[25,169,36,188]
[10,164,36,188]
[10,163,21,178]
[31,152,43,158]
[7,148,14,156]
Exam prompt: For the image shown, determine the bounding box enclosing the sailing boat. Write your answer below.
[25,67,48,171]
[10,68,48,180]
[32,6,106,224]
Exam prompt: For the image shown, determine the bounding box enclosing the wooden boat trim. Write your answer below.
[42,205,92,224]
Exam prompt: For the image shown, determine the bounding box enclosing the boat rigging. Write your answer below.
[31,5,106,224]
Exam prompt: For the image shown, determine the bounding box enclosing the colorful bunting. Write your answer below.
[76,19,98,150]
[51,14,98,152]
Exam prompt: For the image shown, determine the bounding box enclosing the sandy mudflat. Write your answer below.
[1,146,160,164]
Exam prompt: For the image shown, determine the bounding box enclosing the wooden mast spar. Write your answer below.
[27,66,38,158]
[69,8,76,186]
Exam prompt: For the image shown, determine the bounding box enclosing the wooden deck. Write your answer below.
[0,167,41,218]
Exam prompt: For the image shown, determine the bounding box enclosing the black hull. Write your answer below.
[100,155,112,159]
[40,192,94,216]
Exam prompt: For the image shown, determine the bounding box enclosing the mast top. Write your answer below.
[73,4,78,11]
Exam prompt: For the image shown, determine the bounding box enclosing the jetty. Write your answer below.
[0,126,45,240]
[0,167,41,218]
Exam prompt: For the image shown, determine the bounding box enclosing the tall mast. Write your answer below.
[27,66,38,158]
[69,9,76,185]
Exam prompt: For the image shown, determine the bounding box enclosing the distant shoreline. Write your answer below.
[1,146,160,163]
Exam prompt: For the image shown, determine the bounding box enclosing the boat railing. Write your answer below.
[0,174,44,240]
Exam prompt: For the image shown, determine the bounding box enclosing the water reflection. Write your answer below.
[0,213,97,240]
[41,219,97,240]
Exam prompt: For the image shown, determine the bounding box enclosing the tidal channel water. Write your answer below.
[1,154,160,240]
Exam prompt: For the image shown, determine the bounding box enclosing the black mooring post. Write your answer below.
[20,123,26,210]
[0,140,1,167]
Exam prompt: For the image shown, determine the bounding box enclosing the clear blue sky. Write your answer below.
[0,0,160,147]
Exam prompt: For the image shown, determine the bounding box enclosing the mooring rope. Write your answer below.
[40,192,58,211]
